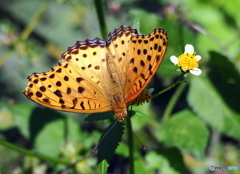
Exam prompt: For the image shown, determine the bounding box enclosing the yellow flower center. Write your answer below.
[177,52,199,71]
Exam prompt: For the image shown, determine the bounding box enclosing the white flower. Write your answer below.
[170,44,202,76]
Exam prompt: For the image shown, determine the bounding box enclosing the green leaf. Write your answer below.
[185,1,240,55]
[145,151,164,170]
[187,75,240,139]
[28,107,66,143]
[115,142,129,157]
[85,112,114,121]
[97,121,124,164]
[5,103,33,138]
[30,107,81,157]
[208,51,240,113]
[129,9,161,33]
[131,110,151,120]
[97,159,109,174]
[134,158,152,174]
[130,110,152,131]
[145,147,185,174]
[0,107,15,130]
[155,110,209,154]
[161,147,185,174]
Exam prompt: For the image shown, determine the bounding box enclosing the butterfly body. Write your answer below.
[24,25,168,121]
[97,50,126,121]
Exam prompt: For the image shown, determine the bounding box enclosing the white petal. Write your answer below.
[184,44,194,54]
[190,68,202,76]
[147,88,154,94]
[195,55,201,61]
[170,56,179,65]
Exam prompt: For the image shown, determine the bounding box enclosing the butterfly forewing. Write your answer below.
[124,28,168,103]
[106,26,139,86]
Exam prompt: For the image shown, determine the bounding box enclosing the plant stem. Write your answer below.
[126,116,134,174]
[0,3,48,67]
[0,51,12,67]
[152,73,185,99]
[162,83,187,122]
[21,2,48,40]
[94,0,108,39]
[151,73,186,122]
[0,139,70,165]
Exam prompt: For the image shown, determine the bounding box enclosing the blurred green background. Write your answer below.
[0,0,240,173]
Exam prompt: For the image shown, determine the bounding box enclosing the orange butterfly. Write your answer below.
[24,25,168,121]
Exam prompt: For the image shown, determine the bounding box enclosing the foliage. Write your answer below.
[0,0,240,173]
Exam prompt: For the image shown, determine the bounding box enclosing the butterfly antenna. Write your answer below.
[132,131,146,149]
[92,119,119,152]
[128,105,146,150]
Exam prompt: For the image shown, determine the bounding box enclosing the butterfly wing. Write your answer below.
[102,25,168,104]
[105,26,140,90]
[24,38,113,113]
[124,28,168,103]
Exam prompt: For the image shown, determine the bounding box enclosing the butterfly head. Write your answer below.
[115,110,127,122]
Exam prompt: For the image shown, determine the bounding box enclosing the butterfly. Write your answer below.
[23,25,168,121]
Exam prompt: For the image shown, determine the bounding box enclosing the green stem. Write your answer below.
[126,116,134,174]
[152,73,185,99]
[151,73,187,122]
[208,128,220,158]
[21,2,48,40]
[0,51,12,67]
[162,83,187,122]
[0,139,70,165]
[94,0,108,38]
[0,3,48,67]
